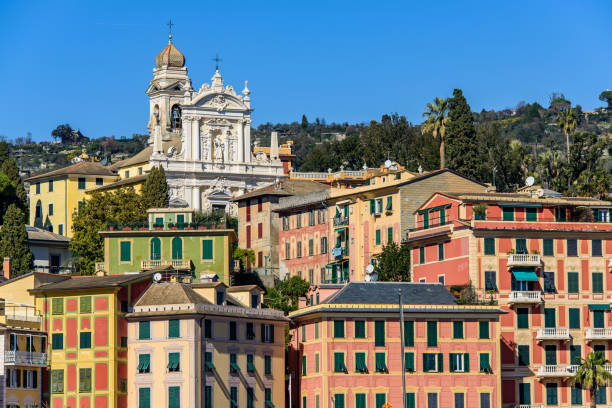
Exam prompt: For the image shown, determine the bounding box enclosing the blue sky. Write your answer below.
[0,1,610,142]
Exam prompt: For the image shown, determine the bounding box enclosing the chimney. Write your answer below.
[3,258,11,280]
[270,131,280,162]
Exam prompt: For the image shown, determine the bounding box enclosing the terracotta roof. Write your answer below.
[86,175,148,192]
[26,226,70,244]
[190,282,227,289]
[0,271,68,289]
[110,139,181,170]
[231,179,328,202]
[227,285,264,293]
[134,282,210,307]
[440,191,611,207]
[25,161,116,182]
[29,272,153,293]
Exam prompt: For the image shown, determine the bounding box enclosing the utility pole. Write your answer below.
[399,288,406,408]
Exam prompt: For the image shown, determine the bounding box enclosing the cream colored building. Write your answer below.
[126,282,288,408]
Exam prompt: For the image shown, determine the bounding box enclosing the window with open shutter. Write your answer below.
[355,353,367,373]
[502,207,514,221]
[334,352,346,372]
[138,354,151,373]
[168,352,180,372]
[479,353,491,372]
[518,383,530,405]
[375,353,387,373]
[515,238,527,254]
[526,207,537,221]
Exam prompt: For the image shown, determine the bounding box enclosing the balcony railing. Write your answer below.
[536,328,571,341]
[5,351,47,366]
[585,328,612,341]
[333,217,349,227]
[536,364,577,377]
[507,254,541,267]
[508,291,542,304]
[514,405,544,408]
[331,247,345,259]
[141,259,191,270]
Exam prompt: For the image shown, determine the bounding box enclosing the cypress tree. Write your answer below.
[445,89,490,181]
[141,166,169,209]
[0,204,33,277]
[1,158,28,217]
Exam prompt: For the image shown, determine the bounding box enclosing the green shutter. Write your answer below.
[406,393,415,408]
[139,321,150,339]
[204,386,212,408]
[354,320,365,338]
[568,272,579,293]
[302,355,306,375]
[439,209,446,225]
[569,308,580,329]
[139,387,151,408]
[80,296,91,313]
[150,237,161,260]
[168,352,180,372]
[169,320,180,338]
[593,272,604,293]
[202,240,213,260]
[52,333,63,350]
[438,242,444,260]
[423,353,430,371]
[169,386,180,408]
[502,207,514,221]
[334,394,345,408]
[387,227,393,243]
[427,321,437,347]
[334,353,345,372]
[453,321,463,339]
[479,321,489,339]
[404,321,414,346]
[230,387,238,408]
[171,237,182,260]
[375,353,387,372]
[419,246,425,264]
[570,345,582,365]
[463,353,470,372]
[374,321,385,346]
[515,238,527,254]
[356,394,366,408]
[484,238,495,255]
[334,320,344,338]
[375,393,386,408]
[437,352,443,372]
[480,353,491,372]
[370,199,375,214]
[546,383,557,405]
[405,352,414,372]
[519,383,531,405]
[517,308,529,329]
[526,207,537,221]
[423,212,429,228]
[386,196,392,211]
[79,368,91,392]
[52,298,63,315]
[518,345,530,366]
[120,241,131,262]
[544,308,556,328]
[355,352,366,373]
[375,229,381,244]
[265,355,271,374]
[80,332,91,348]
[543,239,554,256]
[571,386,582,405]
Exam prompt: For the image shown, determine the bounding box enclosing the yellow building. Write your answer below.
[25,161,118,237]
[126,281,288,408]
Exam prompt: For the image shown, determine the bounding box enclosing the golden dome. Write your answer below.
[155,38,185,69]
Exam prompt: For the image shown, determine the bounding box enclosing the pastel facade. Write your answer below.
[408,190,612,407]
[289,282,503,408]
[25,161,118,237]
[126,282,288,408]
[98,208,235,284]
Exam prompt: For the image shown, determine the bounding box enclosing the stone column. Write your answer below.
[192,186,201,210]
[237,120,244,163]
[244,118,252,163]
[191,118,200,161]
[182,117,192,160]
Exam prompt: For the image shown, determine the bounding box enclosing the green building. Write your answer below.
[98,208,235,284]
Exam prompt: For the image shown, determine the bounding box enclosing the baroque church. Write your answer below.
[142,32,288,214]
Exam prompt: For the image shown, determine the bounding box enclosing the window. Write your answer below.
[526,207,537,221]
[375,353,387,373]
[543,272,555,293]
[454,393,464,408]
[139,387,151,408]
[438,242,444,260]
[309,210,315,226]
[285,242,291,260]
[423,211,429,228]
[405,352,415,372]
[480,393,491,408]
[484,238,495,255]
[516,238,527,254]
[35,182,40,194]
[297,241,302,257]
[375,393,386,408]
[96,177,103,186]
[321,236,327,254]
[355,320,365,338]
[571,386,582,405]
[49,203,54,216]
[201,239,213,260]
[419,247,425,264]
[593,239,603,256]
[204,319,212,338]
[571,345,582,365]
[519,383,531,405]
[543,239,554,256]
[139,321,150,339]
[427,321,437,347]
[229,321,237,340]
[246,322,255,340]
[375,229,381,245]
[376,199,383,213]
[52,298,63,315]
[308,239,314,256]
[246,225,251,249]
[51,369,64,394]
[356,394,366,408]
[264,355,272,375]
[78,177,86,189]
[52,333,63,350]
[229,353,239,373]
[170,105,182,129]
[355,352,367,373]
[315,353,320,373]
[150,237,161,260]
[169,319,180,338]
[169,386,181,408]
[387,227,393,243]
[593,272,604,293]
[125,170,130,178]
[556,207,567,222]
[262,324,274,343]
[315,322,319,338]
[296,213,302,228]
[58,224,63,235]
[568,272,579,293]
[453,321,463,339]
[334,320,345,338]
[258,223,263,239]
[518,345,529,366]
[374,321,385,346]
[502,207,514,221]
[80,332,91,349]
[120,241,131,262]
[569,308,581,329]
[479,353,491,372]
[449,353,466,372]
[79,368,91,392]
[546,383,558,405]
[567,239,578,256]
[302,355,307,375]
[427,393,438,408]
[544,308,556,328]
[404,320,414,346]
[479,321,489,339]
[334,394,345,408]
[138,354,151,373]
[334,352,346,372]
[484,271,497,291]
[258,198,263,212]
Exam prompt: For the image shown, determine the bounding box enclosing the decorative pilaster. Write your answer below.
[244,118,252,163]
[237,119,244,163]
[192,187,201,210]
[191,118,200,160]
[182,116,193,160]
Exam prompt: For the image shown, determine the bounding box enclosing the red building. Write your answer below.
[407,190,612,407]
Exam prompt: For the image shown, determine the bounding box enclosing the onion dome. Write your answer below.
[155,36,185,68]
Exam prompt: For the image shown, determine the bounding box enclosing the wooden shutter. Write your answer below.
[405,352,414,371]
[543,239,554,255]
[479,321,489,339]
[202,240,213,260]
[404,321,414,346]
[463,353,470,372]
[139,321,150,339]
[80,296,91,313]
[427,321,437,347]
[354,320,365,338]
[437,353,443,372]
[140,387,151,408]
[370,199,375,214]
[169,320,180,338]
[120,241,131,262]
[356,394,366,408]
[374,321,385,346]
[406,393,415,408]
[453,321,463,339]
[484,238,495,255]
[375,394,386,408]
[169,386,181,408]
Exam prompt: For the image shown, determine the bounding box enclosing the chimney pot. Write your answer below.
[3,257,11,280]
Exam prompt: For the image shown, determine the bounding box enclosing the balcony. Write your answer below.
[536,364,577,378]
[331,247,345,259]
[514,405,544,408]
[508,291,542,304]
[536,328,571,341]
[333,216,349,227]
[585,328,612,341]
[5,351,47,367]
[507,254,541,267]
[141,259,191,271]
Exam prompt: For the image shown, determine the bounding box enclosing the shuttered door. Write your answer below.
[355,394,366,408]
[519,383,531,405]
[427,321,437,347]
[544,308,556,328]
[139,387,151,408]
[570,345,582,365]
[150,238,161,260]
[404,321,414,346]
[168,386,180,408]
[171,237,182,260]
[546,383,558,405]
[545,345,557,365]
[374,321,385,346]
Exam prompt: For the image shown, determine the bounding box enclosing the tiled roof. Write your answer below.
[322,282,458,305]
[134,282,210,306]
[440,191,611,207]
[227,285,264,293]
[25,161,116,182]
[30,273,153,292]
[25,226,70,243]
[110,139,181,170]
[86,174,148,192]
[231,179,328,202]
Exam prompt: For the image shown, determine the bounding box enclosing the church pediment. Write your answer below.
[191,92,247,112]
[208,189,233,200]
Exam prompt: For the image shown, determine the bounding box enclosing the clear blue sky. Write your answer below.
[0,1,610,142]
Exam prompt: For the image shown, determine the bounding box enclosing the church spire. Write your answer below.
[167,19,174,43]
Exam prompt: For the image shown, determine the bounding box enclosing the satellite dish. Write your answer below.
[153,273,162,282]
[384,159,392,168]
[525,176,535,187]
[366,264,374,274]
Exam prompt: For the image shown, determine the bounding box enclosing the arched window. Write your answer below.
[171,105,182,129]
[34,200,43,228]
[150,237,161,260]
[171,237,182,260]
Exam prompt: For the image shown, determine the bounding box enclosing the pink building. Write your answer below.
[289,282,504,408]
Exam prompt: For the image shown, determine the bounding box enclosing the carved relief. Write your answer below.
[212,95,228,112]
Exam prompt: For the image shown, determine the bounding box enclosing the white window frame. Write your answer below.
[452,353,464,372]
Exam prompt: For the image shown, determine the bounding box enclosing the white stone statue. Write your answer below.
[202,134,211,161]
[214,136,224,162]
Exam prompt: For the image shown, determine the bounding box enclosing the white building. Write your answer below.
[26,226,72,274]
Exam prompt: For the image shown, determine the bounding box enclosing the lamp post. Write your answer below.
[399,288,406,408]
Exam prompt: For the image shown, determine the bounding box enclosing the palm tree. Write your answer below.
[571,351,612,407]
[422,97,449,169]
[557,107,578,158]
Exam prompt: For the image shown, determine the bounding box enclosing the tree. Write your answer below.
[557,107,578,158]
[422,97,449,168]
[571,351,612,407]
[0,204,33,278]
[373,242,411,282]
[0,172,16,224]
[301,114,308,129]
[51,124,74,143]
[141,166,169,209]
[0,141,9,167]
[1,158,27,216]
[481,123,531,192]
[232,247,255,273]
[445,89,490,181]
[265,276,311,314]
[70,188,145,274]
[599,90,612,109]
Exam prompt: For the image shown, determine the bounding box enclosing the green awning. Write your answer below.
[334,227,347,232]
[326,260,348,269]
[512,271,539,282]
[498,202,542,208]
[589,304,611,311]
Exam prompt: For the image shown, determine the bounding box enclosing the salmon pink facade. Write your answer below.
[408,190,612,407]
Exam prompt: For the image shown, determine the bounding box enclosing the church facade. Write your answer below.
[142,33,287,215]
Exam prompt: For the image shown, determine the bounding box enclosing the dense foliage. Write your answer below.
[0,204,33,278]
[571,351,612,408]
[141,166,169,209]
[265,276,311,314]
[373,242,411,282]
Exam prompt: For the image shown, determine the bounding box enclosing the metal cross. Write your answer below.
[212,53,222,70]
[167,19,174,38]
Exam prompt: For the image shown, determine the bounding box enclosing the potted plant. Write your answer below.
[197,223,207,230]
[153,222,164,230]
[185,222,195,230]
[169,222,178,230]
[473,203,488,220]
